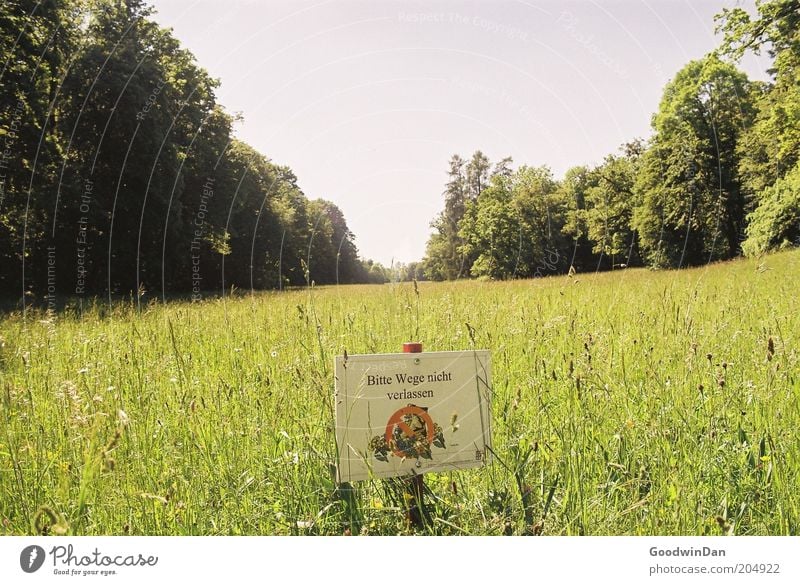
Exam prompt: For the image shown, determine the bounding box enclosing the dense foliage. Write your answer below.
[423,0,800,280]
[0,0,384,305]
[2,0,797,293]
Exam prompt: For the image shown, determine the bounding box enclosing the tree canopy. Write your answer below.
[3,0,798,298]
[422,2,799,279]
[0,0,384,306]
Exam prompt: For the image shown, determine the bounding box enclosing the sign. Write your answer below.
[334,350,492,482]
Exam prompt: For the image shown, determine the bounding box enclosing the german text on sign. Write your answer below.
[334,350,492,482]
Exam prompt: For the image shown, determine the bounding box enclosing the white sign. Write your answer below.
[334,350,492,482]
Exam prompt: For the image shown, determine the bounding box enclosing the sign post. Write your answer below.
[402,342,427,528]
[334,344,492,529]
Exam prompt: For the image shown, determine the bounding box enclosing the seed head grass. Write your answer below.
[0,250,797,535]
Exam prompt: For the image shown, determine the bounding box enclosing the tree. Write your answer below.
[511,165,567,277]
[742,161,800,255]
[558,165,599,272]
[57,0,191,298]
[0,0,380,302]
[716,0,800,61]
[423,154,467,280]
[585,151,641,269]
[0,0,77,296]
[305,199,362,285]
[717,0,800,254]
[465,150,491,199]
[423,151,511,280]
[633,55,756,267]
[359,258,389,283]
[458,173,518,279]
[215,140,284,292]
[459,165,566,279]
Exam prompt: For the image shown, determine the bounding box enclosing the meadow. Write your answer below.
[1,249,798,536]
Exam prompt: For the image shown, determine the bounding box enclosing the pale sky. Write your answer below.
[148,0,770,266]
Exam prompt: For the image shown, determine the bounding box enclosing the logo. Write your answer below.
[20,545,46,573]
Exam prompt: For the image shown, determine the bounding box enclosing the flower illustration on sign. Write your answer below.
[370,405,446,461]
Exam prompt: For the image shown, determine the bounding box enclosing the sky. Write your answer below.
[147,0,770,266]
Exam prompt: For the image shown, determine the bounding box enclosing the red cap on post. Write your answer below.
[402,342,423,354]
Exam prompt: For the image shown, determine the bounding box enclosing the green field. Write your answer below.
[1,250,798,536]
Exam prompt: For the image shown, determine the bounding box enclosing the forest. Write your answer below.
[421,1,799,281]
[0,0,389,304]
[1,1,798,298]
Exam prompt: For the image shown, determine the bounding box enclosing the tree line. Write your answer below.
[0,0,389,306]
[423,0,800,281]
[3,1,796,298]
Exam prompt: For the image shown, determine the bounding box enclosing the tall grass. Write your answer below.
[1,250,798,535]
